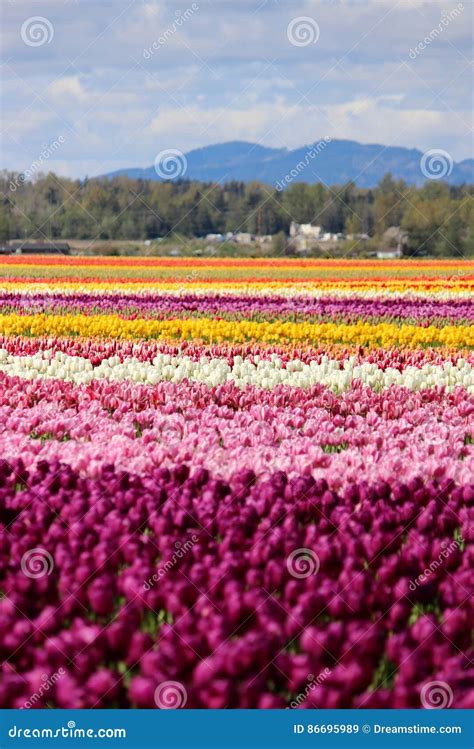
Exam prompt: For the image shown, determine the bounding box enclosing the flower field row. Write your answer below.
[1,312,472,348]
[1,292,473,323]
[1,350,473,392]
[0,258,472,710]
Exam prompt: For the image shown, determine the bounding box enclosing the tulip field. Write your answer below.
[0,255,473,710]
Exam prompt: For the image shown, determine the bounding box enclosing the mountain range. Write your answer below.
[105,139,473,188]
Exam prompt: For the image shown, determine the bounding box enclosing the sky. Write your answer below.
[1,0,472,179]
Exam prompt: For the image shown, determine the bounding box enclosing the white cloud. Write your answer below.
[1,0,472,176]
[142,94,470,159]
[47,76,90,103]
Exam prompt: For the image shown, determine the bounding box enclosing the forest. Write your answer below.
[1,171,473,256]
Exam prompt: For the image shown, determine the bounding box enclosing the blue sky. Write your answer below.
[1,0,472,178]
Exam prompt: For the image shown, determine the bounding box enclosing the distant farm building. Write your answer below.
[377,249,402,259]
[233,232,254,245]
[205,233,225,242]
[377,227,409,258]
[289,221,322,240]
[289,221,323,252]
[8,241,71,255]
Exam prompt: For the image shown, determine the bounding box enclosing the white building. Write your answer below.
[377,248,403,259]
[379,227,408,257]
[290,221,322,239]
[205,233,225,242]
[233,232,254,244]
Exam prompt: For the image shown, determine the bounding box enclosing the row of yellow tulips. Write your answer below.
[0,313,471,348]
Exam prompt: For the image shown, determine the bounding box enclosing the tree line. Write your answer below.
[0,171,473,256]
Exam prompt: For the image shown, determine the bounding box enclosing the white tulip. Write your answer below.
[0,349,472,393]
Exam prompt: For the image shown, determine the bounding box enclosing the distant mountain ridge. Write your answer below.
[104,139,473,188]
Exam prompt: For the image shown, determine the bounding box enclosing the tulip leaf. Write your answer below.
[368,654,397,691]
[408,602,442,626]
[321,442,348,453]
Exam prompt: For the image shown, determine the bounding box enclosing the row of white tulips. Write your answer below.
[0,287,470,300]
[0,349,472,393]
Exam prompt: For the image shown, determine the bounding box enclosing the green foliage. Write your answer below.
[368,654,397,691]
[321,442,348,453]
[272,230,288,254]
[0,170,472,257]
